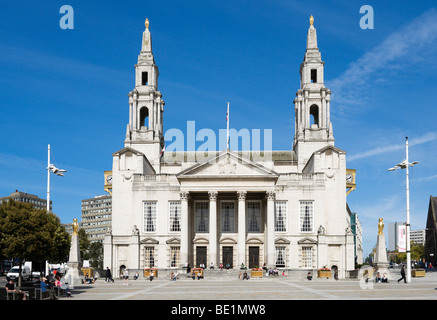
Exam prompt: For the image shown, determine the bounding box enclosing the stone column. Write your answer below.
[237,191,247,267]
[208,191,218,267]
[180,191,190,267]
[266,191,276,267]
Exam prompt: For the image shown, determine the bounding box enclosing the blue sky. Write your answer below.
[0,1,436,258]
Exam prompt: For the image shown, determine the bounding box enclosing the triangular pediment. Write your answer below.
[140,237,159,245]
[177,150,279,180]
[112,146,144,157]
[297,237,318,245]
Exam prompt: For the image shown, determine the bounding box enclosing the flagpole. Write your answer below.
[226,102,230,150]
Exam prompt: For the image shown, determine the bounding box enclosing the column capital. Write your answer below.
[208,191,218,201]
[180,191,190,201]
[237,190,247,201]
[265,191,276,201]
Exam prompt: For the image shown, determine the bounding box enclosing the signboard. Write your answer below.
[398,224,406,252]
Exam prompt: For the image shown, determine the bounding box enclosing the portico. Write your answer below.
[177,151,278,269]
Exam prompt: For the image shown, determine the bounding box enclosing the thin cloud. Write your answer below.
[348,131,437,161]
[327,8,437,112]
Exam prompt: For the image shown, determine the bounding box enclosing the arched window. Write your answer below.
[140,107,149,128]
[310,104,319,128]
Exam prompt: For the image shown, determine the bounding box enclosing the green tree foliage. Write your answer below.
[0,200,70,286]
[78,228,90,258]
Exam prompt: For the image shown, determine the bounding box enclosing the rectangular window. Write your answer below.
[302,247,312,268]
[247,201,261,232]
[275,201,287,232]
[275,247,286,267]
[169,201,181,232]
[144,246,155,267]
[300,201,314,232]
[170,247,180,268]
[311,69,317,83]
[143,202,157,232]
[221,201,235,233]
[195,202,209,233]
[142,71,148,85]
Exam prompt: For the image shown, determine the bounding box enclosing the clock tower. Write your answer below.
[293,16,334,171]
[124,19,165,170]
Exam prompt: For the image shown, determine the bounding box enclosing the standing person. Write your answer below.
[398,265,406,283]
[123,269,129,286]
[105,267,114,283]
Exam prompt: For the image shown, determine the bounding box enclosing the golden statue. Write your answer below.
[72,218,79,235]
[145,18,149,29]
[378,218,384,235]
[309,15,314,26]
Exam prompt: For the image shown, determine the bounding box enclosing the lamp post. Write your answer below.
[47,144,66,212]
[388,137,419,283]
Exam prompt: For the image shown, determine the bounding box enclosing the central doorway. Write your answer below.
[222,246,233,268]
[196,246,207,267]
[248,246,260,268]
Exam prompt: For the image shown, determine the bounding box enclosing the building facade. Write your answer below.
[104,17,355,278]
[0,190,51,211]
[81,195,112,243]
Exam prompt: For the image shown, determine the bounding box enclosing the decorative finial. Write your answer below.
[309,15,314,27]
[145,18,149,29]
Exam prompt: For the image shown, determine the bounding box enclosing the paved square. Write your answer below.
[61,272,437,301]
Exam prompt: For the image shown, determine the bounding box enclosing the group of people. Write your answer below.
[238,271,250,280]
[5,272,72,300]
[374,272,389,283]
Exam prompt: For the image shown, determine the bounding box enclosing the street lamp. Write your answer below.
[47,144,66,212]
[388,137,418,283]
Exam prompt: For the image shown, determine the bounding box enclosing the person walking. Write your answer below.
[105,267,114,283]
[123,269,129,286]
[398,265,406,283]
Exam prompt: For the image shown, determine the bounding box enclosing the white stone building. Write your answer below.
[104,17,355,278]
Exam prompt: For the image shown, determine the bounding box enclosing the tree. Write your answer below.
[78,228,90,258]
[0,200,70,287]
[88,242,103,269]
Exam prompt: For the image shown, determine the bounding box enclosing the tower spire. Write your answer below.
[141,18,153,54]
[306,15,318,50]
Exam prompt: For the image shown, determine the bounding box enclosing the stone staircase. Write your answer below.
[157,268,313,281]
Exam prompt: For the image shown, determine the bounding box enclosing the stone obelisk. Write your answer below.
[66,218,82,287]
[373,218,391,278]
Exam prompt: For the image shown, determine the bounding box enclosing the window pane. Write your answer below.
[195,202,209,233]
[170,247,180,268]
[143,202,156,232]
[275,246,286,267]
[144,246,155,267]
[300,201,313,232]
[247,202,261,232]
[275,201,287,232]
[169,202,181,232]
[302,247,312,268]
[221,202,235,232]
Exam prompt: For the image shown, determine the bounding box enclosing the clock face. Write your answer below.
[106,175,113,184]
[346,173,353,183]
